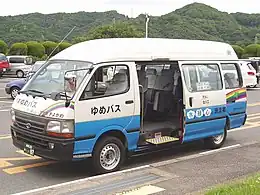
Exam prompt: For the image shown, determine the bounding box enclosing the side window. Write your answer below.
[8,57,25,63]
[80,65,130,100]
[221,63,242,89]
[182,64,222,92]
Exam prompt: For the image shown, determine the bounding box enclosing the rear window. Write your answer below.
[0,54,7,61]
[8,57,25,63]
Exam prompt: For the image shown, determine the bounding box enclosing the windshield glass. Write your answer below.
[23,60,93,99]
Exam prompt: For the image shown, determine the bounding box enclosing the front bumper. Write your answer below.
[5,86,10,94]
[11,125,74,161]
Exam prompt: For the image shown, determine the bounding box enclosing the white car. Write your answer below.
[239,61,257,88]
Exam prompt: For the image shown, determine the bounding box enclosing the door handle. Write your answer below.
[189,97,193,107]
[125,100,134,104]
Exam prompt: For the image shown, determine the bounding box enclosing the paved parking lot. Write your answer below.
[0,77,260,195]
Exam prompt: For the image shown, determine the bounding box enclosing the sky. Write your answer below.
[0,0,259,17]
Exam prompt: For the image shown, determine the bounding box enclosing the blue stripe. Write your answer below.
[183,118,225,142]
[73,115,141,155]
[226,101,246,129]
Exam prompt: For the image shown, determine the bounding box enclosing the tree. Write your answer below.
[232,45,244,58]
[0,40,8,55]
[26,41,45,58]
[8,43,28,55]
[73,22,144,43]
[43,41,59,56]
[59,42,72,51]
[243,44,260,57]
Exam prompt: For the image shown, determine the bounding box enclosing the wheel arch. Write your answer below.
[93,129,128,153]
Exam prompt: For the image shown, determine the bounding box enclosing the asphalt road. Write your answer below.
[0,77,260,195]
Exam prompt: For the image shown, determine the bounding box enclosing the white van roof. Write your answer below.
[51,38,238,63]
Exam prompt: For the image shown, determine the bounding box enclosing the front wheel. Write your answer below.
[16,70,24,78]
[92,136,126,174]
[10,87,20,99]
[204,128,227,149]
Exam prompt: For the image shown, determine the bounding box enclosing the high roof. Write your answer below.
[51,38,238,63]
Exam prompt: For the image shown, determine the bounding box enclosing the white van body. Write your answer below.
[10,38,247,174]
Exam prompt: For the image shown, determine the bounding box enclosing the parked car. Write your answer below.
[0,53,10,77]
[239,61,258,88]
[4,55,34,78]
[5,61,45,99]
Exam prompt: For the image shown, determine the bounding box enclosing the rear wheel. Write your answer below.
[92,136,126,174]
[204,128,227,149]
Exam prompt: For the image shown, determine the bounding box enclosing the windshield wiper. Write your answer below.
[19,89,48,99]
[20,89,44,95]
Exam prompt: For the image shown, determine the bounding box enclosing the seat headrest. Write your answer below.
[224,73,235,79]
[113,73,127,82]
[161,69,172,76]
[146,68,157,75]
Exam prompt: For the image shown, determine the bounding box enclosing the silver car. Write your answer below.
[4,55,34,78]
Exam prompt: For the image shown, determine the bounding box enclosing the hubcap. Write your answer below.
[17,71,23,78]
[213,134,224,145]
[100,143,120,171]
[11,89,18,98]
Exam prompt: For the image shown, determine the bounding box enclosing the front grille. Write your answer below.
[14,130,49,149]
[14,110,47,134]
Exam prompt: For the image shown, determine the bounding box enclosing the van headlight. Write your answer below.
[10,108,15,123]
[46,120,74,138]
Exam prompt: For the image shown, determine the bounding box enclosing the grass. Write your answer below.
[204,172,260,195]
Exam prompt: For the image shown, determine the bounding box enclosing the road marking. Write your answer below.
[248,102,260,107]
[3,161,56,174]
[247,113,260,117]
[0,109,10,112]
[11,165,150,195]
[13,141,255,195]
[0,101,12,104]
[246,115,260,121]
[199,144,241,155]
[0,135,11,140]
[228,124,260,132]
[116,185,165,195]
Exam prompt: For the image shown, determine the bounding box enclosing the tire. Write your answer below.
[204,128,227,149]
[10,87,20,99]
[92,136,126,174]
[16,70,24,78]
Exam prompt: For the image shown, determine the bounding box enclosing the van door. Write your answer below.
[179,62,227,143]
[221,62,246,129]
[73,62,139,155]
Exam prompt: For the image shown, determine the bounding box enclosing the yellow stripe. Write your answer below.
[248,102,260,107]
[3,161,56,174]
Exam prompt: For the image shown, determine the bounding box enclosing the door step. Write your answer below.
[146,136,179,145]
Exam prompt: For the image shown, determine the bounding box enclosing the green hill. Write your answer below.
[0,3,259,45]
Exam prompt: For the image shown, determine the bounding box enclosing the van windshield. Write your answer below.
[21,60,93,99]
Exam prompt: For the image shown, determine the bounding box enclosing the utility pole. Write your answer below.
[145,13,150,38]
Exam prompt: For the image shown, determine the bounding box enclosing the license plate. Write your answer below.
[24,143,34,156]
